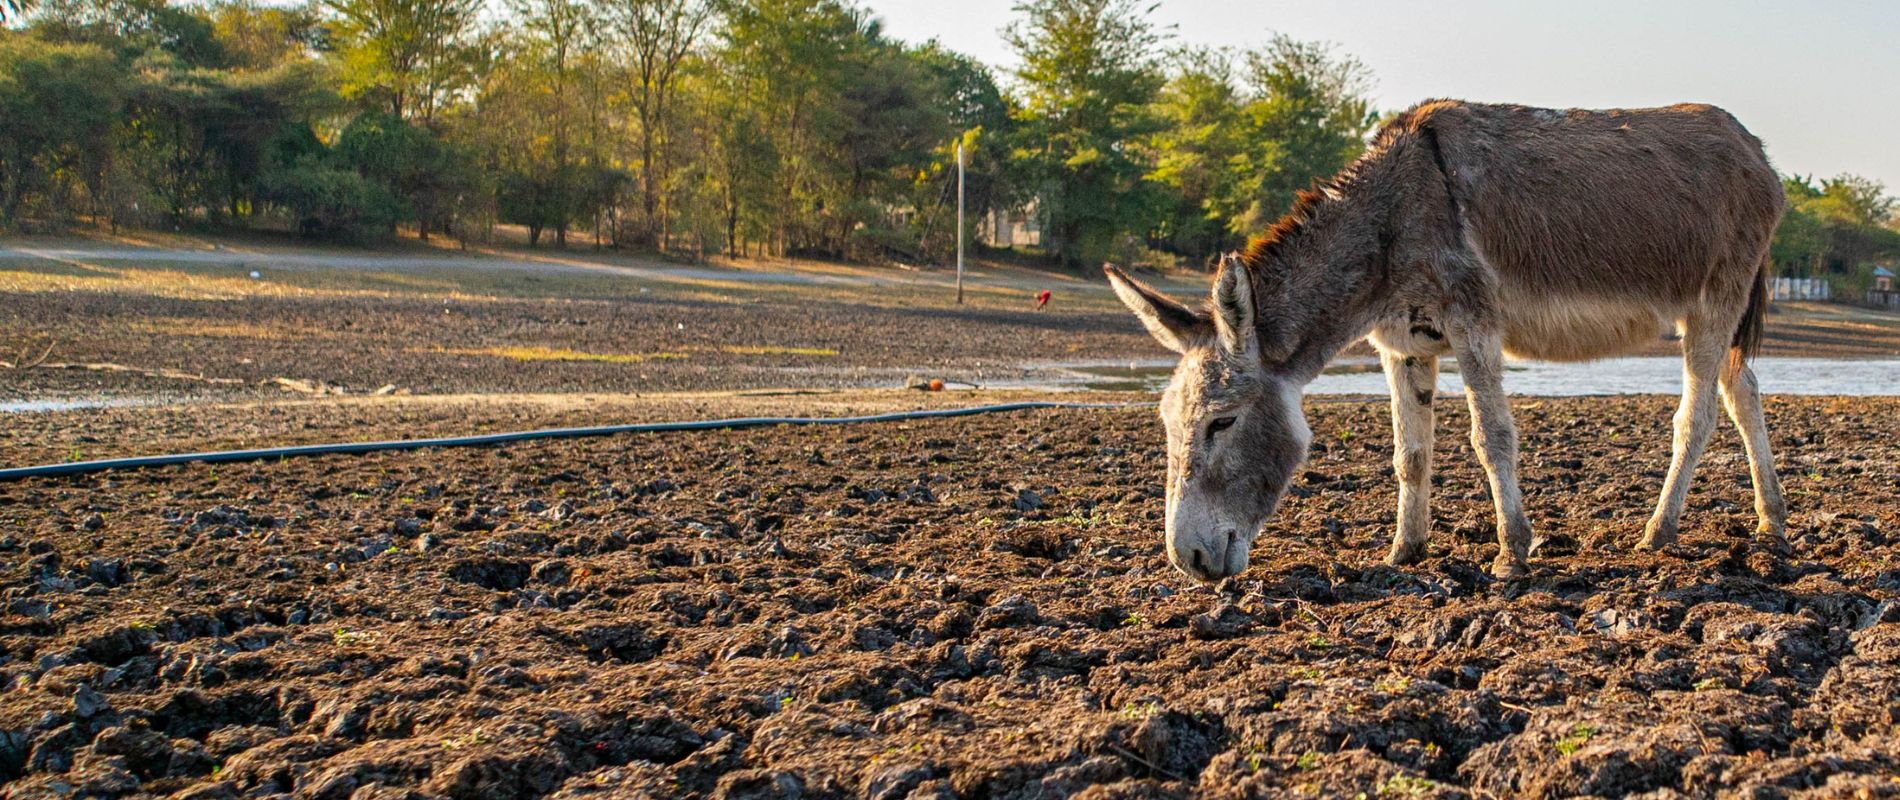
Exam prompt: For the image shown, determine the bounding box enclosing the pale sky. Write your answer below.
[865,0,1900,192]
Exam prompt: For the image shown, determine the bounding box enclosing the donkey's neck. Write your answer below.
[1253,134,1449,384]
[1256,194,1400,383]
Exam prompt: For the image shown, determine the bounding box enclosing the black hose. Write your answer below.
[0,401,1149,482]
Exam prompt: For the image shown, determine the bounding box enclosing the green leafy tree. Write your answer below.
[258,158,405,239]
[0,36,124,226]
[332,111,480,237]
[1770,177,1827,279]
[324,0,481,120]
[1147,45,1244,261]
[209,0,325,70]
[909,43,1017,259]
[679,58,777,256]
[32,0,225,65]
[1006,0,1167,266]
[497,0,601,246]
[604,0,712,249]
[718,0,866,255]
[1774,173,1900,282]
[1224,34,1376,235]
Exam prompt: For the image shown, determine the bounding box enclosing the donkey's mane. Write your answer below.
[1238,127,1399,273]
[1238,186,1330,270]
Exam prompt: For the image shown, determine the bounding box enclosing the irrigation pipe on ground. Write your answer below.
[0,401,1152,482]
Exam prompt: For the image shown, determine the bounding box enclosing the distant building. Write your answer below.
[1868,266,1899,310]
[981,199,1041,248]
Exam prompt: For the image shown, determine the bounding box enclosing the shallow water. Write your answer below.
[0,398,154,413]
[1024,356,1900,396]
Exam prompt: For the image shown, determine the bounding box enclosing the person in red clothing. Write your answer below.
[1035,289,1052,310]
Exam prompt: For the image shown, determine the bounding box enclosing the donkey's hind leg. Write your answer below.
[1639,314,1730,549]
[1719,358,1787,536]
[1381,349,1438,566]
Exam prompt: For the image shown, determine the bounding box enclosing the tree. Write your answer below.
[324,0,481,121]
[1773,173,1900,281]
[605,0,712,249]
[718,0,864,255]
[679,58,777,256]
[332,111,480,238]
[258,158,405,239]
[209,0,324,70]
[1816,174,1897,229]
[0,37,124,226]
[1225,34,1376,235]
[500,0,600,246]
[911,42,1017,256]
[1147,46,1245,261]
[1006,0,1167,266]
[1770,177,1826,279]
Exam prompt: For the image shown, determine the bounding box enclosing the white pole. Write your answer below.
[956,140,965,305]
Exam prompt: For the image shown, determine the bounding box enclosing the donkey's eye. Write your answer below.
[1205,416,1237,440]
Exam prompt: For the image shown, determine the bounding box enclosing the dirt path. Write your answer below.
[3,396,1896,798]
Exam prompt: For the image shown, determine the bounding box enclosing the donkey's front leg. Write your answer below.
[1382,350,1438,565]
[1454,330,1533,578]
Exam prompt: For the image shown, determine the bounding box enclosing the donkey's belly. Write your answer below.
[1499,296,1673,362]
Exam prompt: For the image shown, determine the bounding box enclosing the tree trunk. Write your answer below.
[727,205,738,258]
[640,108,658,249]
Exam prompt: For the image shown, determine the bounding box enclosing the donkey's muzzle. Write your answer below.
[1174,527,1250,582]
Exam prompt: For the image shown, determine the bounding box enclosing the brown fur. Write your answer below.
[1237,100,1783,372]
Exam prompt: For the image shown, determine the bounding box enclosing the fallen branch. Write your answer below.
[1,338,56,370]
[35,361,245,385]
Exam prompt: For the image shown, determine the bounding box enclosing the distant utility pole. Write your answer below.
[955,139,965,305]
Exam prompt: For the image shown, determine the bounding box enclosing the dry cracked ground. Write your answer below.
[3,396,1900,799]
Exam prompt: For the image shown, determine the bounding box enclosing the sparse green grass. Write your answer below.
[1378,775,1443,796]
[1555,723,1596,756]
[430,345,691,364]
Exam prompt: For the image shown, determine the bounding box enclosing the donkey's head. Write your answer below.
[1105,257,1312,582]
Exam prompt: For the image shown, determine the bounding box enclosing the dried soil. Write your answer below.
[4,396,1899,798]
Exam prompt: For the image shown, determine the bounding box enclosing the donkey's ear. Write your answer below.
[1104,263,1210,354]
[1212,252,1256,357]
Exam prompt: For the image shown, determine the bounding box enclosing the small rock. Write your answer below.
[73,685,108,719]
[1189,604,1254,640]
[1013,488,1044,513]
[977,594,1039,629]
[863,762,937,800]
[531,559,570,586]
[84,559,125,587]
[79,513,104,531]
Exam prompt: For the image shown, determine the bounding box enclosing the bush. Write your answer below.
[257,161,404,241]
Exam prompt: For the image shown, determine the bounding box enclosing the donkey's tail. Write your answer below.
[1730,257,1768,372]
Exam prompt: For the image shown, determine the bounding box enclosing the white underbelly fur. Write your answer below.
[1499,295,1674,362]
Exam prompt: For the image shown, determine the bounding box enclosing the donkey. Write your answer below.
[1106,100,1786,581]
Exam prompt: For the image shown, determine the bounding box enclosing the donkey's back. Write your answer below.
[1400,101,1782,361]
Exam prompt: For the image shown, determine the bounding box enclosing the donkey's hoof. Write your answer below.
[1751,532,1793,557]
[1491,557,1529,580]
[1637,523,1677,551]
[1386,539,1428,567]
